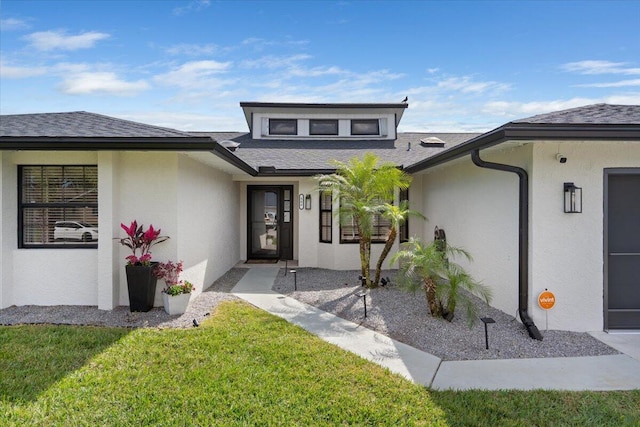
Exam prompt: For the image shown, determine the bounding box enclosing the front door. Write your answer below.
[605,169,640,330]
[247,186,293,260]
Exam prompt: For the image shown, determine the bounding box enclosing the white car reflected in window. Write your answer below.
[53,221,98,242]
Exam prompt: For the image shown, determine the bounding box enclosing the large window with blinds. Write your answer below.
[339,201,391,244]
[18,165,98,248]
[319,191,332,243]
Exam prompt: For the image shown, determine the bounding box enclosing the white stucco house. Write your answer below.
[1,103,639,336]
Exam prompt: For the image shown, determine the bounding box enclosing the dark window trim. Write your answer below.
[310,119,339,136]
[319,191,333,243]
[18,165,98,249]
[350,119,380,136]
[269,118,298,135]
[339,197,389,244]
[399,188,409,243]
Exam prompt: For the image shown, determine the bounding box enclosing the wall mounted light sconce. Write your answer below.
[564,182,582,213]
[305,194,312,210]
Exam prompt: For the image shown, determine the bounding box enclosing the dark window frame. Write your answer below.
[399,188,409,243]
[350,119,380,136]
[339,197,390,244]
[18,165,98,249]
[319,191,332,243]
[310,119,339,136]
[269,118,298,135]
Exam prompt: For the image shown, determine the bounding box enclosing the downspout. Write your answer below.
[471,149,543,340]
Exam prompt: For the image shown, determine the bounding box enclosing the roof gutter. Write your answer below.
[471,148,543,341]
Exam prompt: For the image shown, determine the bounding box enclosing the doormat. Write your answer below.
[245,259,279,264]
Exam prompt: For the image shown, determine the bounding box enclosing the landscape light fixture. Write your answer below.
[356,291,369,318]
[480,317,495,349]
[290,270,297,291]
[564,182,582,213]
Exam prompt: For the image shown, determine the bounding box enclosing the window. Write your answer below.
[269,119,297,135]
[350,119,379,136]
[399,188,409,243]
[339,198,391,244]
[310,119,339,136]
[18,165,98,248]
[319,191,332,243]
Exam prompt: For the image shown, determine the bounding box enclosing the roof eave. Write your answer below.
[406,123,640,173]
[0,136,221,151]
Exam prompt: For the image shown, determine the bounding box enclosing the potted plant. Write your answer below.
[118,220,169,312]
[154,260,195,315]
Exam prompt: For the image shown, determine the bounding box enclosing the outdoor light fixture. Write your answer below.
[305,194,312,210]
[356,291,369,318]
[564,182,582,213]
[290,269,297,291]
[480,317,495,349]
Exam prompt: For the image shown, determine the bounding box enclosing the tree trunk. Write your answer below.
[422,277,442,317]
[357,225,372,287]
[374,226,396,286]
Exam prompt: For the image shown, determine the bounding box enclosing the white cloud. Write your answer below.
[59,72,149,96]
[1,18,31,31]
[120,110,245,132]
[241,54,312,69]
[561,60,640,75]
[24,30,110,51]
[0,61,47,78]
[173,0,211,16]
[482,94,640,118]
[154,60,233,89]
[165,43,219,56]
[436,76,511,94]
[576,79,640,88]
[242,37,309,49]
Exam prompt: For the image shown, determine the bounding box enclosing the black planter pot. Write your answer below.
[125,263,158,312]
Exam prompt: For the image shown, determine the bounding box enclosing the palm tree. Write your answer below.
[315,153,410,288]
[372,200,424,286]
[391,238,491,324]
[437,263,493,326]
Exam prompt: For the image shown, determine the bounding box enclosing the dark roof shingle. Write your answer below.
[513,104,640,125]
[191,132,478,172]
[0,111,195,138]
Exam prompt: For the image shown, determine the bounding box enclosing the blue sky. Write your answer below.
[1,0,639,132]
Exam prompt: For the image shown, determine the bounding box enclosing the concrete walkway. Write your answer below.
[232,267,640,391]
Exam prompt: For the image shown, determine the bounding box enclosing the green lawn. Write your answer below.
[1,301,639,426]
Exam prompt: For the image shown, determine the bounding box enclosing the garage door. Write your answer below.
[605,169,640,330]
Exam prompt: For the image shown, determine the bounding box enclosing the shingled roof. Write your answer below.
[0,111,193,138]
[0,111,222,152]
[191,131,478,175]
[513,103,640,125]
[406,103,640,173]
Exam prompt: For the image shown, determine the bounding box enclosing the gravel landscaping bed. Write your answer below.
[1,266,619,362]
[0,268,247,329]
[273,268,619,361]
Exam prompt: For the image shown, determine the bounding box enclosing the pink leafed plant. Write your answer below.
[118,220,169,266]
[154,260,195,295]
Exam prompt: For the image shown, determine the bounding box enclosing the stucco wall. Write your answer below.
[1,150,242,309]
[176,155,241,294]
[5,151,100,306]
[418,140,640,332]
[529,141,640,331]
[417,145,529,323]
